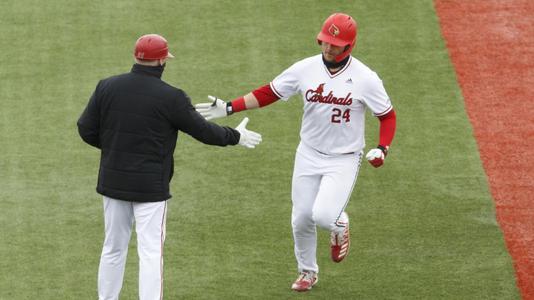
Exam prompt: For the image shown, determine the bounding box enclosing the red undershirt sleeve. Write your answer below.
[377,109,396,147]
[230,84,280,113]
[252,84,280,107]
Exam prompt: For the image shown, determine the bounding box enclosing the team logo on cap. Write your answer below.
[329,24,340,36]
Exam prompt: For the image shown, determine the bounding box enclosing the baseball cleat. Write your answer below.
[291,270,318,292]
[331,212,350,263]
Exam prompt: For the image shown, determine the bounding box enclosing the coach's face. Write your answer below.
[321,42,345,62]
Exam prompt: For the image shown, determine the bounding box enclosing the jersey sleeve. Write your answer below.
[362,72,393,117]
[269,62,301,101]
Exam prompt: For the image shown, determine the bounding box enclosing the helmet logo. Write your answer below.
[328,24,340,36]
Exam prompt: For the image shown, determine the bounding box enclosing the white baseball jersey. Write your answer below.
[270,54,392,155]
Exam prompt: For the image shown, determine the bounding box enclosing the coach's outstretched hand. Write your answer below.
[195,95,228,120]
[235,117,262,149]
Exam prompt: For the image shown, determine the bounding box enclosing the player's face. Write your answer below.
[321,42,345,62]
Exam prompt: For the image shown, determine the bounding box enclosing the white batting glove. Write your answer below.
[235,117,262,148]
[194,95,229,120]
[365,146,388,168]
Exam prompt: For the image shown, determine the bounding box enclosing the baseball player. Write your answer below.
[78,34,262,300]
[195,13,396,292]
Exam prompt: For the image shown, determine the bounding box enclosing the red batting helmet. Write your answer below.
[134,34,174,60]
[317,13,357,62]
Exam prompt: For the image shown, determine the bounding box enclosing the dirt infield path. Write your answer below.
[435,0,534,299]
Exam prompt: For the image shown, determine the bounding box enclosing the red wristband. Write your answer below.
[230,96,247,113]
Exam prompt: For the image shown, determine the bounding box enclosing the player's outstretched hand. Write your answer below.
[365,147,387,168]
[235,117,262,149]
[195,95,228,120]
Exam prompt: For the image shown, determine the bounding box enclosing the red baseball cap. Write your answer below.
[134,34,174,60]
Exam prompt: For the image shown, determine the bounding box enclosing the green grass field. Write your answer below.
[0,0,520,299]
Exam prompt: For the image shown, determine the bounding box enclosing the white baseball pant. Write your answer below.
[98,196,167,300]
[291,142,362,273]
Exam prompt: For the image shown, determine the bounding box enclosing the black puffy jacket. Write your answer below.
[77,64,239,202]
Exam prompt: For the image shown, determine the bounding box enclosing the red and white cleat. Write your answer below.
[291,271,318,292]
[331,212,350,263]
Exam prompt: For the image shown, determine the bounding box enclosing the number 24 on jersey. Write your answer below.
[331,108,351,123]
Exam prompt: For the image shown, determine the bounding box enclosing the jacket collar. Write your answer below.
[131,63,164,79]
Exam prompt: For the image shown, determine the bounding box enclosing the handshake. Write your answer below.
[195,96,261,149]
